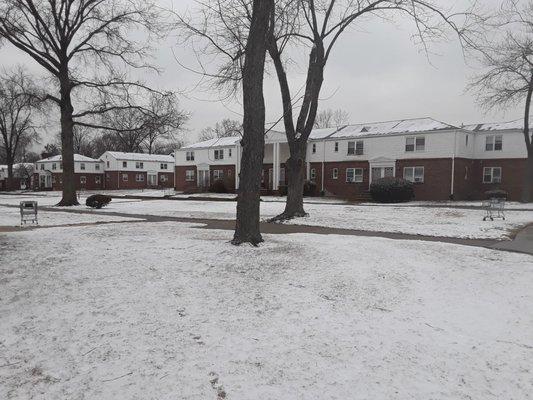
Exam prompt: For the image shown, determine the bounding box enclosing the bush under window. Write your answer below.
[370,177,414,203]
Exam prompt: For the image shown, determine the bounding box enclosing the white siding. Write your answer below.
[472,131,527,159]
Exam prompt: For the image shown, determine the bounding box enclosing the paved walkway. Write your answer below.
[1,203,532,256]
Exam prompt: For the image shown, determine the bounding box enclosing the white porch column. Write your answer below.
[273,142,280,191]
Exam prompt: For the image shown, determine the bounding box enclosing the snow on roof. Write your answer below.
[309,127,343,140]
[463,120,524,132]
[104,151,175,163]
[182,136,241,149]
[38,154,101,163]
[328,117,457,140]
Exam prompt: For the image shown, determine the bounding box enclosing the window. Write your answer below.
[406,137,425,152]
[123,161,128,168]
[466,134,469,146]
[95,164,100,171]
[135,162,144,169]
[40,164,44,170]
[122,173,128,181]
[229,148,232,157]
[334,142,339,152]
[332,168,339,179]
[312,143,317,154]
[346,168,363,183]
[80,163,85,170]
[52,163,57,170]
[347,141,364,155]
[160,163,168,170]
[310,168,316,181]
[160,174,168,182]
[95,176,101,184]
[185,170,195,181]
[213,170,224,180]
[403,166,425,183]
[107,161,110,168]
[214,149,224,160]
[136,173,144,182]
[485,135,503,151]
[186,151,195,161]
[80,176,86,184]
[483,167,502,183]
[347,141,355,155]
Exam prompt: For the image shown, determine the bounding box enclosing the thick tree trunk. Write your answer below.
[57,72,79,206]
[522,149,533,203]
[282,142,307,218]
[232,0,273,245]
[6,158,14,191]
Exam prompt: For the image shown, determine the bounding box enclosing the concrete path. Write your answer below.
[2,203,532,255]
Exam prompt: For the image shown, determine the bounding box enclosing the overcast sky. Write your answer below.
[1,0,524,147]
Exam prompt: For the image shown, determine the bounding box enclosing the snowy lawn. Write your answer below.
[2,193,533,239]
[0,221,532,399]
[0,204,143,227]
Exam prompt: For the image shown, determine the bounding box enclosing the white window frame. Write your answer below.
[80,163,85,170]
[214,149,224,160]
[160,174,168,182]
[485,135,503,152]
[80,176,86,184]
[95,164,100,171]
[122,161,128,168]
[355,140,364,155]
[122,173,128,181]
[185,170,195,181]
[346,168,363,183]
[406,136,425,152]
[403,166,425,183]
[483,167,502,184]
[186,151,195,161]
[52,163,57,170]
[229,148,232,157]
[347,141,355,155]
[95,175,101,184]
[334,142,339,152]
[310,168,316,180]
[160,163,168,170]
[135,161,144,169]
[312,143,317,154]
[332,168,339,180]
[136,173,144,182]
[213,169,224,180]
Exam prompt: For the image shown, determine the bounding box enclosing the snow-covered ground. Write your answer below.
[1,221,532,399]
[1,193,532,239]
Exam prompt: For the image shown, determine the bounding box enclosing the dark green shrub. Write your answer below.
[86,194,112,209]
[209,178,229,193]
[485,189,507,200]
[303,180,317,197]
[370,177,414,203]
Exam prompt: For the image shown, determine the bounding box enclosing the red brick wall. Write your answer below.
[175,166,198,191]
[210,165,236,191]
[311,161,370,198]
[32,173,104,191]
[470,158,527,201]
[396,158,454,201]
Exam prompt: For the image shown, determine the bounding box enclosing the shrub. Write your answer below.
[370,177,414,203]
[209,178,229,193]
[303,180,318,197]
[86,194,112,209]
[485,189,507,200]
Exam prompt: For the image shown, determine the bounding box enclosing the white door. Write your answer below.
[148,174,157,187]
[198,170,210,190]
[370,165,395,184]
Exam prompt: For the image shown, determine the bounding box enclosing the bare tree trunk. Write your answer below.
[232,0,273,245]
[6,158,14,191]
[521,76,533,203]
[57,71,79,206]
[283,142,307,217]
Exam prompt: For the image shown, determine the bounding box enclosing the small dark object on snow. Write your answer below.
[86,194,112,209]
[370,177,414,203]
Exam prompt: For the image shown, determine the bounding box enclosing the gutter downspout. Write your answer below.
[451,131,457,199]
[321,140,326,193]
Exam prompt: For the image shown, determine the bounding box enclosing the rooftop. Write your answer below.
[38,154,101,163]
[463,119,524,132]
[104,152,175,163]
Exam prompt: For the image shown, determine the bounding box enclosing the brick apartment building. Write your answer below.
[100,152,175,190]
[33,154,104,191]
[174,117,531,201]
[0,163,33,191]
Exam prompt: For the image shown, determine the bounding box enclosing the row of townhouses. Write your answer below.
[32,152,175,191]
[174,117,530,201]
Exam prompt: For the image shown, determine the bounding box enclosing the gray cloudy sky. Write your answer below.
[1,0,523,146]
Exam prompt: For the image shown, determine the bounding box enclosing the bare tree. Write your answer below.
[469,0,533,202]
[178,0,479,221]
[0,0,166,205]
[0,67,42,190]
[199,118,243,141]
[232,0,274,245]
[314,108,350,129]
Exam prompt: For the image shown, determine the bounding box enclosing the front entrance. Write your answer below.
[371,166,394,182]
[148,173,157,187]
[198,169,210,191]
[369,157,396,188]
